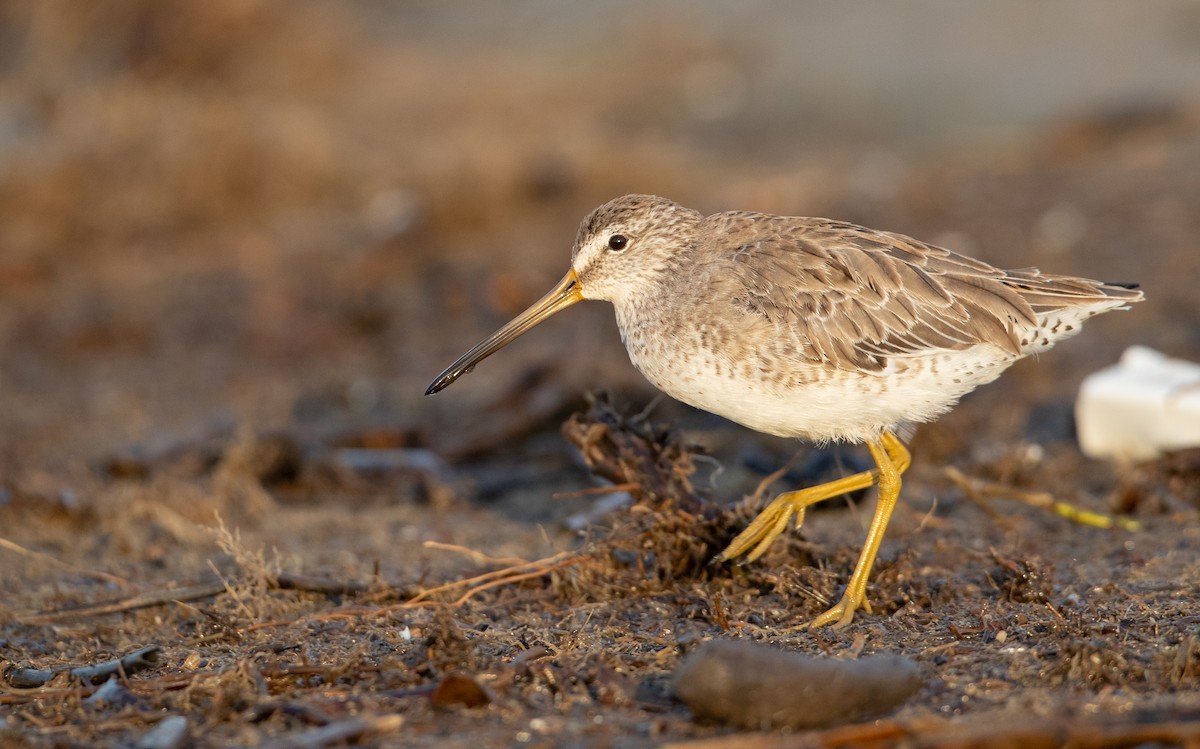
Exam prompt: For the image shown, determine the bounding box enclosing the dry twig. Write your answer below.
[24,582,227,624]
[398,550,580,608]
[421,540,531,568]
[0,536,130,587]
[944,466,1140,531]
[4,645,161,689]
[24,571,372,625]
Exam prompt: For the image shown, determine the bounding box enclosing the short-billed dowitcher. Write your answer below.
[426,194,1143,627]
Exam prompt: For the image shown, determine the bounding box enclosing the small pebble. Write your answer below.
[136,716,191,749]
[673,639,923,730]
[430,673,491,709]
[83,679,138,710]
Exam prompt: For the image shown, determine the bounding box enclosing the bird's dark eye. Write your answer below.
[607,234,628,251]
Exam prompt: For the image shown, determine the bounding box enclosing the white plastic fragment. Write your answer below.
[1076,346,1200,462]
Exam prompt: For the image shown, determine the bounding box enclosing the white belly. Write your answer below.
[616,306,1023,443]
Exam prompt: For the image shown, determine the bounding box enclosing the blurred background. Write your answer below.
[4,6,1200,744]
[0,0,1198,549]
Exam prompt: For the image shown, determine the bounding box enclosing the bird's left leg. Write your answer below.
[715,432,910,565]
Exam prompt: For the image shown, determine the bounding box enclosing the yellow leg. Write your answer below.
[806,434,908,628]
[715,470,878,563]
[715,432,911,628]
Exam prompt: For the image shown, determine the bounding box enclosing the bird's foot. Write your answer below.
[714,495,807,563]
[803,590,873,629]
[715,469,880,564]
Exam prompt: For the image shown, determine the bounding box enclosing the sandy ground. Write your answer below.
[2,3,1200,747]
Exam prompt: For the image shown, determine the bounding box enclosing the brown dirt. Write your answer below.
[2,3,1200,747]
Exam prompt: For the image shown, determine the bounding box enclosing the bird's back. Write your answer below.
[698,213,1142,369]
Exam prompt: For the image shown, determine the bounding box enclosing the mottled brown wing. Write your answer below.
[713,215,1039,372]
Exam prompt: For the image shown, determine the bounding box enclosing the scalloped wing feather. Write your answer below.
[712,215,1128,372]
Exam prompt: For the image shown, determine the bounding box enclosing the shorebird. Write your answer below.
[426,195,1143,627]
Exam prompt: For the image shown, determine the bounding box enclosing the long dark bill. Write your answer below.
[425,269,583,395]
